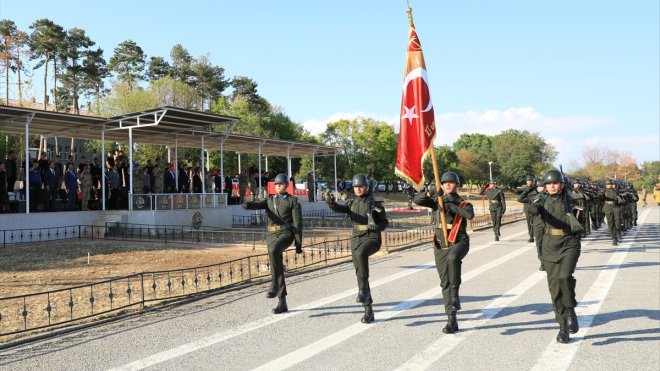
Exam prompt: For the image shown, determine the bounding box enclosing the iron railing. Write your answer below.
[0,225,434,338]
[1,225,103,247]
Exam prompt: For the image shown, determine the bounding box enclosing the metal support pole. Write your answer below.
[174,135,179,191]
[312,149,317,202]
[220,141,224,193]
[128,127,133,210]
[166,146,171,164]
[258,141,263,197]
[201,136,205,194]
[286,145,293,178]
[101,125,106,210]
[24,114,33,214]
[238,152,241,173]
[265,156,269,173]
[334,151,338,192]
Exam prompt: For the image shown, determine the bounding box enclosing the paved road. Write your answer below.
[1,207,658,371]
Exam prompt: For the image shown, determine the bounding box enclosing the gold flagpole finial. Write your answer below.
[406,5,415,28]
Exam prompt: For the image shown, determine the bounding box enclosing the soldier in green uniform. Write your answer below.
[238,169,248,204]
[413,172,474,334]
[519,180,546,271]
[569,180,589,237]
[520,175,536,243]
[529,169,580,344]
[325,173,389,324]
[242,173,302,314]
[481,180,506,241]
[602,179,621,245]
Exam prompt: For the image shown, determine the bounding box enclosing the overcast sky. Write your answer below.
[2,0,658,170]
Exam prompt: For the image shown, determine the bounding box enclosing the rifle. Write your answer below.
[559,165,584,235]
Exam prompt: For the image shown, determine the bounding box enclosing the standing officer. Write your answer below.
[414,172,474,333]
[529,169,581,344]
[519,179,546,271]
[520,175,536,242]
[64,163,79,211]
[242,173,302,314]
[602,179,621,245]
[238,169,248,203]
[325,173,388,324]
[481,180,506,241]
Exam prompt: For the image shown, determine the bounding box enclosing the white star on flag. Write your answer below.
[401,105,418,125]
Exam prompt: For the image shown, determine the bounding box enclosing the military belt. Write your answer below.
[545,228,570,236]
[605,201,615,205]
[436,223,453,229]
[353,225,369,231]
[267,225,286,232]
[489,200,500,203]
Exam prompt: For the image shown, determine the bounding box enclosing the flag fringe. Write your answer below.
[394,139,435,192]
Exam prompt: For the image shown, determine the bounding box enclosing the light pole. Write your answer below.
[488,161,493,183]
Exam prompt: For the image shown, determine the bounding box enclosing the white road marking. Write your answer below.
[109,231,528,371]
[530,209,651,371]
[252,243,534,371]
[395,270,547,370]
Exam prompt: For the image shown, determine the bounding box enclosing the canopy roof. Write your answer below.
[0,106,337,157]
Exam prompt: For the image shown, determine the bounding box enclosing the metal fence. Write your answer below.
[1,225,103,247]
[0,225,434,338]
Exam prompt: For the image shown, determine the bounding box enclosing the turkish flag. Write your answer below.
[395,22,436,191]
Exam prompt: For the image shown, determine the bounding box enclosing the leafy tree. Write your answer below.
[108,39,146,90]
[29,18,65,110]
[147,56,171,81]
[150,76,200,109]
[229,76,269,114]
[191,55,228,109]
[170,44,193,84]
[456,149,487,187]
[58,27,95,114]
[423,145,460,185]
[101,81,158,117]
[453,133,493,159]
[12,29,30,102]
[321,118,397,181]
[0,19,18,105]
[82,47,110,115]
[490,129,556,187]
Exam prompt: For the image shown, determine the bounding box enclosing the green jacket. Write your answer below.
[482,187,506,212]
[529,190,581,262]
[243,193,302,248]
[327,193,389,237]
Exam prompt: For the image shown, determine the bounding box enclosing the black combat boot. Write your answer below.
[272,297,288,314]
[442,311,459,334]
[539,261,545,271]
[633,220,637,226]
[612,237,618,246]
[361,304,374,324]
[266,284,278,299]
[528,237,534,243]
[556,315,569,344]
[566,308,579,334]
[495,235,499,242]
[449,285,461,311]
[357,285,372,304]
[356,290,365,303]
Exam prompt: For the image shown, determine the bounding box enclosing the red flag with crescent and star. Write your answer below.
[394,10,436,191]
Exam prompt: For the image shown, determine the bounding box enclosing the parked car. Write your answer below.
[376,182,386,192]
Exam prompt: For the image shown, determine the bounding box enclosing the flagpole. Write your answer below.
[429,145,449,247]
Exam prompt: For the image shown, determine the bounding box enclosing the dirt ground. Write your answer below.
[0,240,272,299]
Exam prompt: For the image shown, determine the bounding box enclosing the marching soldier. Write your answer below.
[325,173,389,324]
[529,169,581,344]
[519,179,546,271]
[569,180,589,237]
[520,175,536,242]
[481,180,506,241]
[242,173,303,314]
[413,172,474,334]
[603,180,621,245]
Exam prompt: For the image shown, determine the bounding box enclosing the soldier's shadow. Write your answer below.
[305,295,503,318]
[583,309,660,345]
[402,302,555,330]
